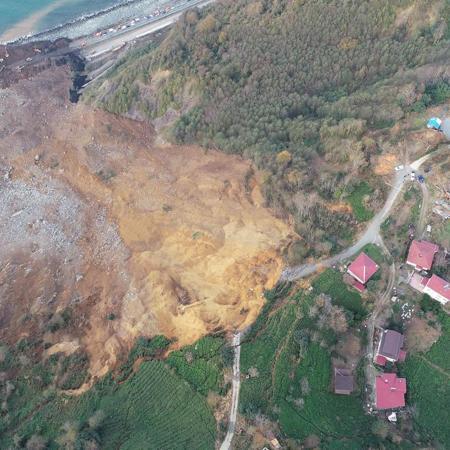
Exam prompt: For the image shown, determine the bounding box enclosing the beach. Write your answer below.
[0,0,174,44]
[0,0,69,43]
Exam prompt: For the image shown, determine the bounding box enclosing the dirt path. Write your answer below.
[220,332,241,450]
[364,238,396,405]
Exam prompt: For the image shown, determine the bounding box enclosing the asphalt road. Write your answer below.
[281,153,435,282]
[220,332,241,450]
[73,0,215,60]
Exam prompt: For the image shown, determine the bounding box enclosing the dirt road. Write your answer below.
[364,238,396,406]
[220,332,241,450]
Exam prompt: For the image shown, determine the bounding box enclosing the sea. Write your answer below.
[0,0,169,43]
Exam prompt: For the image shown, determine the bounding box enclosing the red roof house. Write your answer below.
[406,240,439,271]
[347,252,379,290]
[376,373,407,410]
[423,274,450,305]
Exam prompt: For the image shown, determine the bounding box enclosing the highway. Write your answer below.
[72,0,215,60]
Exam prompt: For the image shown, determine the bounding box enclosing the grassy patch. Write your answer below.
[346,182,374,222]
[167,336,228,395]
[312,269,367,321]
[360,243,384,266]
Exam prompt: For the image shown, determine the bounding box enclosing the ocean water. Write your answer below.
[0,0,121,36]
[0,0,167,42]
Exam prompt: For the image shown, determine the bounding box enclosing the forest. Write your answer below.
[88,0,450,257]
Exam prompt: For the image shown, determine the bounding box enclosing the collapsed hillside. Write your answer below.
[87,0,450,258]
[0,66,293,378]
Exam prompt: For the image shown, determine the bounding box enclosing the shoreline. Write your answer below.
[1,0,168,45]
[0,0,69,43]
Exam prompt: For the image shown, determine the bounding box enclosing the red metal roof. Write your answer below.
[375,355,387,366]
[350,278,366,292]
[406,240,439,270]
[347,252,379,284]
[376,373,407,410]
[426,274,450,301]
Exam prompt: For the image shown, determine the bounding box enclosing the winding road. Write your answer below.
[219,151,437,449]
[281,153,434,282]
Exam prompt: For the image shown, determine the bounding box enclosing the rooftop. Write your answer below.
[425,274,450,302]
[376,373,407,410]
[378,329,404,361]
[406,240,439,271]
[347,252,379,284]
[334,368,354,394]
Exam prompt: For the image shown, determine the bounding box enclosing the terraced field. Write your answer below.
[239,288,375,448]
[1,357,217,449]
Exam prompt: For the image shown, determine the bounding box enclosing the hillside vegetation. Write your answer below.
[0,336,222,448]
[88,0,450,258]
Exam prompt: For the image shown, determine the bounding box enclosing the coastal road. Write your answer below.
[73,0,215,60]
[281,152,435,282]
[220,332,241,450]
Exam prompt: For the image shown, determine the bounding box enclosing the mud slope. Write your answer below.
[0,67,294,377]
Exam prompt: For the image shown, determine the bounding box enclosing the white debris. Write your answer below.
[388,412,397,423]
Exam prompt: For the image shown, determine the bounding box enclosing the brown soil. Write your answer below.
[405,316,441,353]
[0,66,294,378]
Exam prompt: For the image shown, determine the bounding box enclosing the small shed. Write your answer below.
[334,367,354,395]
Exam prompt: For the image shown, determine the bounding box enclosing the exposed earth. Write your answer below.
[0,65,293,379]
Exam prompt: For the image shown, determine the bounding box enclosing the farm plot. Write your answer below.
[167,336,228,395]
[239,288,375,446]
[0,354,216,450]
[312,269,367,321]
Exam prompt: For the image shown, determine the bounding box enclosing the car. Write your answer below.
[25,57,32,62]
[395,164,404,171]
[418,175,425,183]
[410,172,416,180]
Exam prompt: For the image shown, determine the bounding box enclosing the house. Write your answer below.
[406,240,439,271]
[334,367,354,395]
[347,252,379,292]
[409,273,450,305]
[423,274,450,305]
[376,373,407,410]
[375,329,406,366]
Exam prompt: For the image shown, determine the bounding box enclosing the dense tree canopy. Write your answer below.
[89,0,450,257]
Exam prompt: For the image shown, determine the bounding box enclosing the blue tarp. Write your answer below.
[427,117,442,130]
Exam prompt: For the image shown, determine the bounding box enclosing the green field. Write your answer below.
[312,269,367,321]
[360,243,385,266]
[0,337,218,449]
[167,336,229,395]
[240,288,377,447]
[346,182,375,222]
[399,314,450,447]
